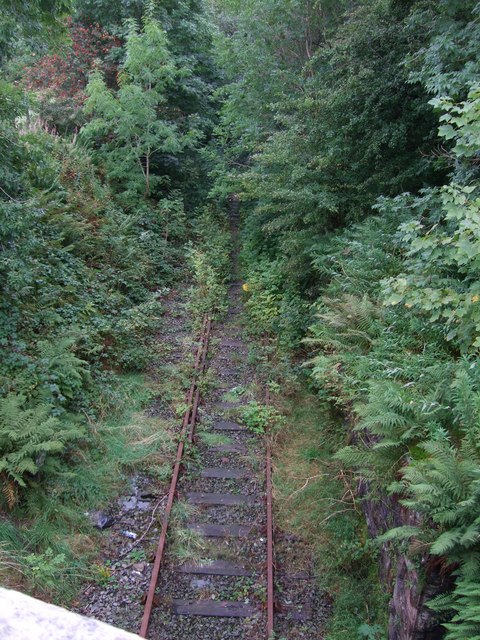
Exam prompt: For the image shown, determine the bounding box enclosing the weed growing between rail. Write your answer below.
[240,401,284,435]
[186,205,232,322]
[170,500,207,564]
[158,203,234,572]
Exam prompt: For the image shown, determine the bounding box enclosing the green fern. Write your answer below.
[308,294,383,354]
[399,419,480,639]
[35,338,89,402]
[335,380,446,480]
[0,393,82,491]
[430,560,480,640]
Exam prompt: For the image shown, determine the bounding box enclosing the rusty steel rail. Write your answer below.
[139,315,212,638]
[265,387,275,639]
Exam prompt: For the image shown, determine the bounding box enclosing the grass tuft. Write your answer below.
[0,372,174,603]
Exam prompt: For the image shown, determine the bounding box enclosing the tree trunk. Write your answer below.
[145,151,150,197]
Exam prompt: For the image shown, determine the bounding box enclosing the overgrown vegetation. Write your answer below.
[274,390,387,640]
[3,0,480,636]
[240,401,283,435]
[186,204,231,318]
[0,374,171,601]
[0,0,220,601]
[212,0,480,637]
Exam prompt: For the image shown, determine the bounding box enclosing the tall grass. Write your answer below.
[274,389,387,639]
[0,373,174,603]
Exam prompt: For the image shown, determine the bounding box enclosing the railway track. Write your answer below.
[75,207,326,637]
[138,284,278,639]
[137,208,323,639]
[140,314,212,637]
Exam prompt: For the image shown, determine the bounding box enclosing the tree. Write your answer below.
[23,18,121,132]
[0,0,73,63]
[83,14,199,198]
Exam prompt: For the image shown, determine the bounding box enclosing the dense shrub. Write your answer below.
[214,1,480,636]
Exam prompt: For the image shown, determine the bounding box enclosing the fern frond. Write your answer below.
[377,525,420,543]
[0,393,83,490]
[1,477,17,509]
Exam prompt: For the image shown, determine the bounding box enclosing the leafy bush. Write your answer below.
[0,81,195,521]
[242,257,311,349]
[82,13,203,200]
[240,401,284,435]
[23,549,68,595]
[305,86,480,635]
[186,206,231,317]
[243,261,282,336]
[382,86,480,352]
[23,18,121,133]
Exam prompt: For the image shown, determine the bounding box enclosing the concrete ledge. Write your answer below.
[0,588,141,639]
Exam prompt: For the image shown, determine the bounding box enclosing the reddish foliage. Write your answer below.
[24,18,121,108]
